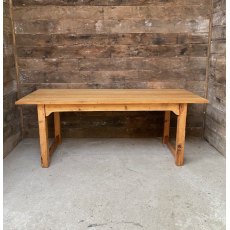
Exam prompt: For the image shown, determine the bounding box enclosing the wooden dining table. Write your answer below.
[16,89,208,168]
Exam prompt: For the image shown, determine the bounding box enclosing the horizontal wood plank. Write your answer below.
[14,19,209,34]
[13,5,209,20]
[13,0,211,6]
[16,44,208,58]
[15,33,208,47]
[18,69,206,84]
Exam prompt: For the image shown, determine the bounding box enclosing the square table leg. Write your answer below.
[175,104,187,166]
[37,104,50,168]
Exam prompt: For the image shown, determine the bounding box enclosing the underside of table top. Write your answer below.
[16,89,208,105]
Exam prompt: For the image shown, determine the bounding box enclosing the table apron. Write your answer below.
[44,103,180,116]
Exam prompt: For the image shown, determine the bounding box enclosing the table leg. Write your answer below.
[54,112,62,144]
[163,111,171,144]
[175,104,187,166]
[37,104,49,168]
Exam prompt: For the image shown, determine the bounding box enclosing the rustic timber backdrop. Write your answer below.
[3,0,226,156]
[204,0,226,155]
[3,0,22,156]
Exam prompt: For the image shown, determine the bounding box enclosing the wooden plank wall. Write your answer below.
[12,0,211,138]
[3,0,22,157]
[205,0,225,155]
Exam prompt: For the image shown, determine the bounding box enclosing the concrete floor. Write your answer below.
[4,138,225,230]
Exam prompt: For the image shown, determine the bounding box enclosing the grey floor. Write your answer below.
[4,138,225,230]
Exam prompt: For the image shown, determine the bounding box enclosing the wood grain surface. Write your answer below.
[16,89,208,105]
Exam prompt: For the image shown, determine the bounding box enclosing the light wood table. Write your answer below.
[16,89,208,168]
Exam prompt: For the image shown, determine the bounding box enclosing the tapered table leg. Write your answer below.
[37,104,49,168]
[175,104,187,166]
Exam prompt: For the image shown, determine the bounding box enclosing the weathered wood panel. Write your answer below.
[13,5,209,20]
[16,44,208,59]
[13,0,211,6]
[14,6,104,20]
[14,19,210,34]
[18,69,206,84]
[12,0,211,138]
[15,33,208,47]
[204,0,225,156]
[3,1,22,157]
